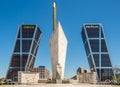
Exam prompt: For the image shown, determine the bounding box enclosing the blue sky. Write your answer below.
[0,0,120,78]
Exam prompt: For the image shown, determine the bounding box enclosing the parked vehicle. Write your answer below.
[0,80,5,85]
[4,79,14,85]
[105,79,111,84]
[110,80,117,85]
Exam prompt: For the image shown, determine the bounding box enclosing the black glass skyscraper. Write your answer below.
[81,24,114,81]
[6,24,42,81]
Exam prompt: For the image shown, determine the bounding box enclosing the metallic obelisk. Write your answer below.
[50,2,68,80]
[53,2,56,31]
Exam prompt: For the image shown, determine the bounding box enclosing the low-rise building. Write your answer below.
[31,66,50,80]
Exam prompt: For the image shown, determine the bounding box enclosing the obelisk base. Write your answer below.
[56,79,62,84]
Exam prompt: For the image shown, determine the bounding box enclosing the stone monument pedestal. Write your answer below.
[56,79,62,84]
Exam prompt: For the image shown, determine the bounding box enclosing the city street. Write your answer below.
[0,84,118,87]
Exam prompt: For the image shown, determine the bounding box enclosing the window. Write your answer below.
[17,29,20,38]
[101,54,112,67]
[22,25,35,38]
[10,54,20,67]
[84,41,90,56]
[7,68,20,81]
[101,40,108,52]
[22,40,32,52]
[34,46,38,57]
[22,54,28,67]
[101,28,104,38]
[88,55,94,71]
[14,40,20,52]
[93,54,99,67]
[90,40,99,52]
[35,28,41,42]
[96,69,100,80]
[86,27,99,38]
[81,28,87,43]
[29,57,35,69]
[26,55,32,68]
[31,41,37,54]
[101,69,113,81]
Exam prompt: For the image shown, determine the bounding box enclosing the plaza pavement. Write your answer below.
[0,84,119,87]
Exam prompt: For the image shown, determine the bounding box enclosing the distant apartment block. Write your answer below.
[31,66,50,80]
[6,24,42,81]
[81,24,114,81]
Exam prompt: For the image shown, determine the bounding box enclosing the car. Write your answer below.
[110,80,117,85]
[4,79,14,85]
[0,80,5,85]
[105,79,111,84]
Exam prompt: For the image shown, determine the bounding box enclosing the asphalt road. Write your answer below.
[0,84,118,87]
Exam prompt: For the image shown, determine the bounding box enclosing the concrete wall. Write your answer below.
[18,71,39,84]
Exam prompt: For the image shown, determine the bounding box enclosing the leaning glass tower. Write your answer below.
[81,24,114,81]
[6,24,42,81]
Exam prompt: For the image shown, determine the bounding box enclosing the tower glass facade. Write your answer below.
[81,24,114,81]
[6,24,42,81]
